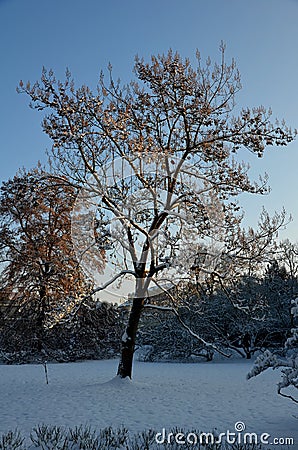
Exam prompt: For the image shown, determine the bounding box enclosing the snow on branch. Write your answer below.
[148,279,231,358]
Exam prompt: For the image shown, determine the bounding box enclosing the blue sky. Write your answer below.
[0,0,298,241]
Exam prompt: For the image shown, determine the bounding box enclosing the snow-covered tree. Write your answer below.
[19,45,295,378]
[44,299,123,361]
[277,239,298,298]
[0,168,97,352]
[144,269,292,362]
[248,296,298,404]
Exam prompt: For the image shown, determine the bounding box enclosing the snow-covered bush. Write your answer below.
[248,297,298,404]
[0,300,123,364]
[29,424,128,449]
[29,425,67,450]
[0,430,25,450]
[44,300,122,361]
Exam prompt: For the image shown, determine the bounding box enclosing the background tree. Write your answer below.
[137,240,298,363]
[19,45,296,378]
[276,239,298,299]
[42,299,123,363]
[0,168,99,352]
[246,241,298,404]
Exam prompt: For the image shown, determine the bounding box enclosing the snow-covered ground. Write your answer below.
[0,359,297,446]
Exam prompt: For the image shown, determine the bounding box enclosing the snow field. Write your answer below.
[0,359,297,446]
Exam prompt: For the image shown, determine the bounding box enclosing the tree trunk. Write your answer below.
[117,297,144,378]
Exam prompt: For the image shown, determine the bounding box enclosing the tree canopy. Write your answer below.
[0,168,93,350]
